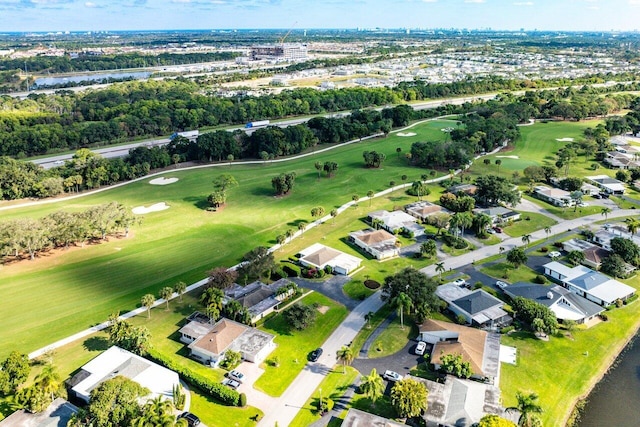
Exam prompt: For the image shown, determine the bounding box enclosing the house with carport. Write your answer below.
[298,243,362,275]
[367,209,425,236]
[435,284,511,329]
[349,228,399,260]
[223,278,295,324]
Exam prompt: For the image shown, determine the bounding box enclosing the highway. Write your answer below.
[30,95,496,169]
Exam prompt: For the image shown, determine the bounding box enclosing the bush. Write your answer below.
[239,393,247,407]
[625,294,638,304]
[600,313,609,321]
[540,246,548,253]
[324,265,333,274]
[474,282,483,290]
[501,325,515,334]
[147,350,240,406]
[267,355,280,367]
[554,241,564,248]
[442,233,468,249]
[455,314,467,325]
[616,298,624,308]
[282,264,300,277]
[534,275,547,284]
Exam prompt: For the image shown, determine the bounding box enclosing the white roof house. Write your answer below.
[368,210,424,236]
[68,346,180,404]
[533,186,572,207]
[543,262,636,307]
[298,243,362,275]
[587,175,626,194]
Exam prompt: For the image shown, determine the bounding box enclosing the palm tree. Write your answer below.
[392,292,413,330]
[626,218,640,237]
[364,311,374,329]
[359,368,385,405]
[133,395,176,426]
[175,281,186,302]
[420,240,437,258]
[200,287,224,310]
[205,304,220,324]
[330,209,338,224]
[435,262,446,280]
[298,221,307,234]
[141,294,155,319]
[544,226,551,240]
[367,190,374,206]
[285,228,294,243]
[159,286,174,310]
[521,234,532,248]
[601,207,611,220]
[336,345,354,374]
[507,391,543,427]
[34,363,61,401]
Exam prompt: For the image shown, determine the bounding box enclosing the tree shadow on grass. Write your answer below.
[182,196,209,210]
[83,336,110,352]
[250,186,276,197]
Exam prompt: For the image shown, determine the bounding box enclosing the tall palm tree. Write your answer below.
[367,190,375,206]
[200,287,224,309]
[159,286,174,310]
[626,217,640,237]
[544,226,551,240]
[175,281,186,302]
[521,234,532,248]
[336,345,354,374]
[435,262,446,280]
[601,207,611,220]
[34,363,61,401]
[141,294,155,319]
[359,368,385,405]
[205,304,220,324]
[507,391,544,427]
[133,396,177,427]
[392,292,413,330]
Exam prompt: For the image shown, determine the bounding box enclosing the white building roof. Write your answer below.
[299,243,361,272]
[71,346,179,403]
[368,210,417,230]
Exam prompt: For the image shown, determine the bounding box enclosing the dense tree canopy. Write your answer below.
[475,175,521,207]
[382,267,440,323]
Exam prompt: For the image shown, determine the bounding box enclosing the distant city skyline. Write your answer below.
[1,0,640,33]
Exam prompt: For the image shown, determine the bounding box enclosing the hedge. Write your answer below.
[147,350,241,406]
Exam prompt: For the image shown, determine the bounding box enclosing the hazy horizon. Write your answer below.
[1,0,639,34]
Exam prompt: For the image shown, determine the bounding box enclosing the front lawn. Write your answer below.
[502,212,557,238]
[480,262,538,284]
[290,366,359,427]
[254,292,348,396]
[342,279,376,301]
[351,304,394,354]
[368,314,417,358]
[190,390,263,427]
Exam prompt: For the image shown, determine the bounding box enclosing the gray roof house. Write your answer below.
[543,261,636,307]
[473,207,521,224]
[224,278,294,323]
[505,282,603,324]
[436,284,511,328]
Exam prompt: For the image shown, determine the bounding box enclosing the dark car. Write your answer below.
[309,347,323,362]
[593,193,602,199]
[178,412,200,427]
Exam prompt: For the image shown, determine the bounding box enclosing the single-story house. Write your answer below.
[505,282,604,324]
[472,207,521,225]
[581,183,601,196]
[183,317,276,367]
[448,183,478,195]
[592,224,640,251]
[435,284,511,328]
[533,185,572,207]
[298,243,362,275]
[367,209,425,236]
[562,238,611,270]
[349,229,399,260]
[419,319,500,382]
[603,151,640,170]
[67,346,180,404]
[0,398,77,427]
[341,408,405,427]
[224,278,294,323]
[587,175,626,194]
[404,201,446,222]
[543,261,636,307]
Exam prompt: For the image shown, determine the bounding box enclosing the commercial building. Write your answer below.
[250,43,307,62]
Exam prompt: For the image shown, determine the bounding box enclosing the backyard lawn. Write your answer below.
[254,292,349,396]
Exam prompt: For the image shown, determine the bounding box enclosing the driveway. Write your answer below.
[291,275,358,310]
[352,340,427,380]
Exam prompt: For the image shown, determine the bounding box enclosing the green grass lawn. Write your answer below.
[351,304,394,355]
[254,292,349,396]
[290,366,359,427]
[0,120,453,360]
[480,262,539,284]
[342,279,376,301]
[368,314,417,358]
[520,194,603,220]
[502,212,557,238]
[189,390,263,427]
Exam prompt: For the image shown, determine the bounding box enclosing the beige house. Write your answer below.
[349,229,398,260]
[298,243,362,275]
[405,201,445,221]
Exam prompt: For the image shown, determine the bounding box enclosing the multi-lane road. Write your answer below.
[31,94,496,169]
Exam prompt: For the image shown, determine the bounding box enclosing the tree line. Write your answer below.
[0,202,136,262]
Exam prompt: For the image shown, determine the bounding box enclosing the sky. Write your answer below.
[1,0,640,33]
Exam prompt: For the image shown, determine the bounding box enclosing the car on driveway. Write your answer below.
[548,251,561,258]
[415,341,427,356]
[222,378,240,389]
[452,278,467,287]
[493,226,503,233]
[383,370,403,382]
[496,280,509,290]
[228,370,244,383]
[578,202,589,207]
[178,412,200,427]
[309,348,323,362]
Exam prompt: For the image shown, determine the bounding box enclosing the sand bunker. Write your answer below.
[132,202,170,215]
[397,132,417,137]
[149,177,179,185]
[556,137,574,142]
[496,155,519,159]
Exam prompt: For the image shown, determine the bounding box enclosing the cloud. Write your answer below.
[586,5,599,9]
[513,1,533,5]
[630,0,640,5]
[464,0,485,3]
[421,0,437,2]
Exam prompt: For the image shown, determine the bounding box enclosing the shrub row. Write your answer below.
[147,350,241,406]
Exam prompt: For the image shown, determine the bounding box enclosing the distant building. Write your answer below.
[533,185,572,207]
[67,346,180,404]
[250,43,307,62]
[472,207,521,224]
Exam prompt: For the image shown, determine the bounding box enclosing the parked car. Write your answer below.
[578,202,589,207]
[415,341,427,356]
[493,226,503,233]
[453,278,467,287]
[228,370,244,383]
[383,370,403,382]
[178,412,201,427]
[601,193,610,199]
[309,348,323,362]
[593,193,602,199]
[222,378,240,389]
[496,280,509,290]
[548,251,561,258]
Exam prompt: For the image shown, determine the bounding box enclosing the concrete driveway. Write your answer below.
[291,275,358,310]
[352,340,428,380]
